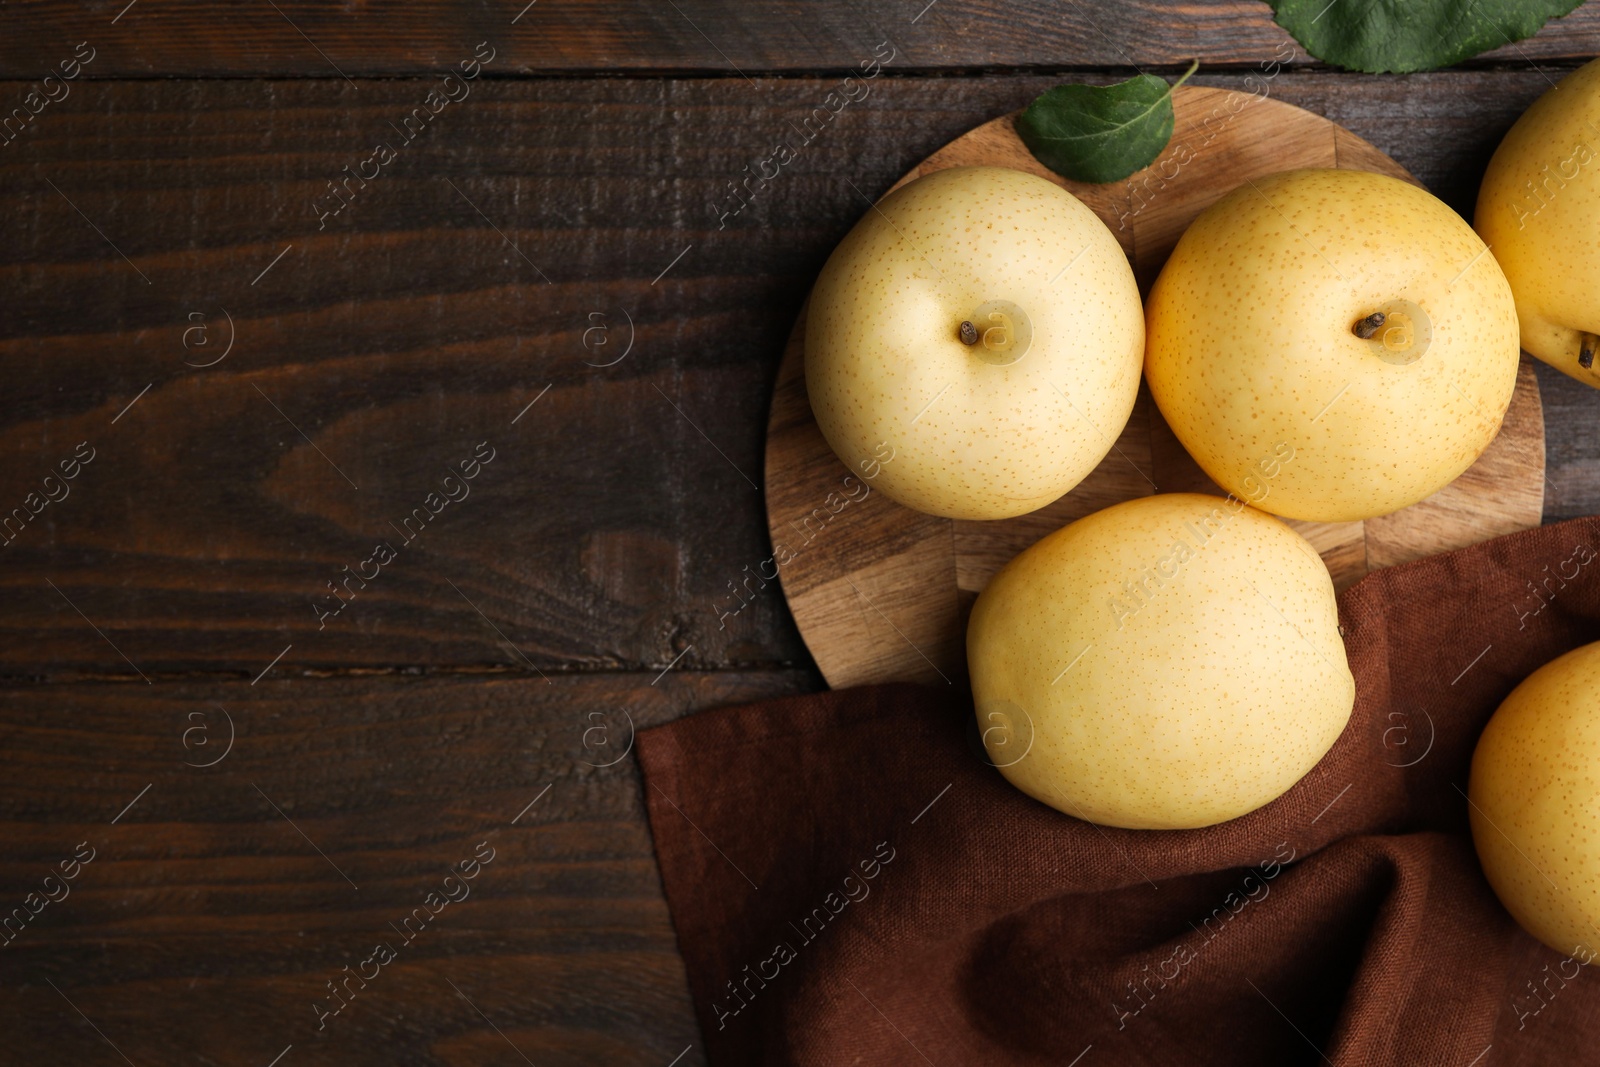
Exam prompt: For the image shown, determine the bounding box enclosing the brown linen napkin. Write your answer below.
[640,516,1600,1065]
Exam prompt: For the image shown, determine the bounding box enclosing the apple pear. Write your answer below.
[1477,55,1600,386]
[1469,638,1600,957]
[1145,168,1521,523]
[967,492,1354,830]
[806,165,1144,520]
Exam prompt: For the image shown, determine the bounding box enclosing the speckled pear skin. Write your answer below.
[805,165,1144,521]
[1470,638,1600,956]
[1477,56,1600,388]
[1145,168,1521,524]
[967,493,1354,831]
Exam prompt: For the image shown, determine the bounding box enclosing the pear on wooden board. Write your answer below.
[1146,168,1520,523]
[806,165,1144,520]
[967,492,1354,831]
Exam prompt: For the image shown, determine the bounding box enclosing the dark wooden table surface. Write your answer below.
[4,3,1600,1064]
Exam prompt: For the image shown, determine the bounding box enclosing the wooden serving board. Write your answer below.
[763,86,1545,690]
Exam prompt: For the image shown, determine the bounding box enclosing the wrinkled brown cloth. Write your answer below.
[640,516,1600,1065]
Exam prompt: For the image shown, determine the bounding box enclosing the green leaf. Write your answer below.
[1266,0,1583,73]
[1015,60,1198,185]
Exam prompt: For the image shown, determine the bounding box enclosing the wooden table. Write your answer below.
[3,3,1600,1063]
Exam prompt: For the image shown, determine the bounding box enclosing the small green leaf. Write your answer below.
[1267,0,1582,73]
[1015,59,1198,185]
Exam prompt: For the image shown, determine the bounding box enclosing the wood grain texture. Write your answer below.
[764,88,1545,688]
[0,669,809,1066]
[1536,360,1600,521]
[4,0,1600,76]
[0,70,1589,680]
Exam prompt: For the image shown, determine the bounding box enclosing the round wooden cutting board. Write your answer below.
[763,86,1545,690]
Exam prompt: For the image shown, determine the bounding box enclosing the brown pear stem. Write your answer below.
[1353,312,1387,340]
[959,321,979,346]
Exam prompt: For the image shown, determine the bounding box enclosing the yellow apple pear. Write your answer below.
[806,165,1144,520]
[1470,639,1600,956]
[1477,55,1600,386]
[1146,168,1521,523]
[967,492,1354,830]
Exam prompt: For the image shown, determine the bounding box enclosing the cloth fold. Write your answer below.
[641,516,1600,1065]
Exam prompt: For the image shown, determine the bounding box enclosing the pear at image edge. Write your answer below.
[967,492,1355,831]
[1145,167,1522,523]
[1477,54,1600,388]
[1469,639,1600,958]
[805,165,1145,521]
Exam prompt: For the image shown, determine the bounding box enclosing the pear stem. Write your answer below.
[1353,312,1387,340]
[1580,332,1597,370]
[959,321,979,346]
